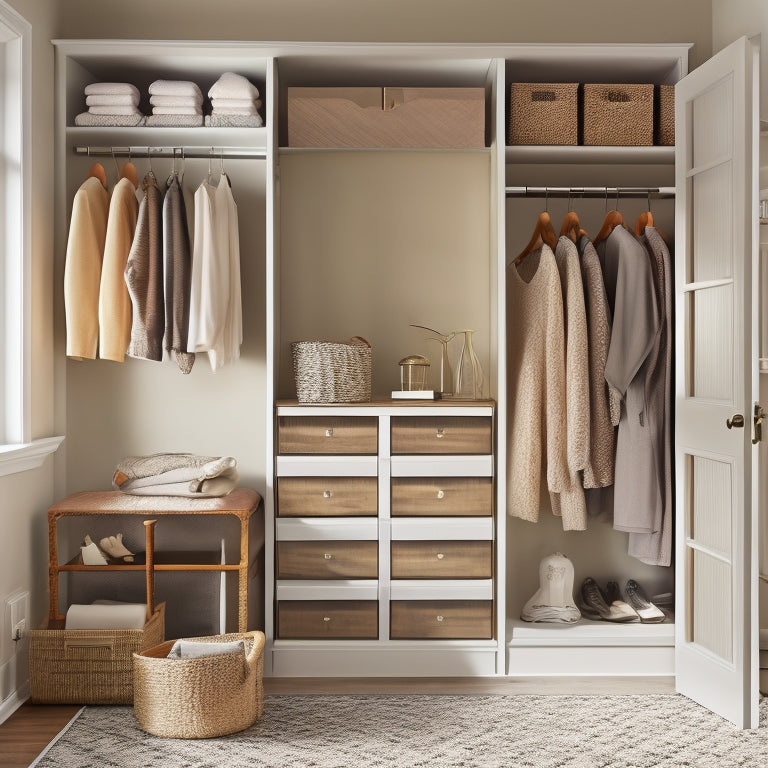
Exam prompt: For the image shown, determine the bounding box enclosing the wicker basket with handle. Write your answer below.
[292,336,372,403]
[583,83,654,146]
[508,83,579,145]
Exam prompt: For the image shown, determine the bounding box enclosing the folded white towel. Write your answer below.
[152,106,203,115]
[75,111,146,127]
[65,603,148,630]
[86,94,139,107]
[208,71,259,100]
[148,79,202,99]
[150,94,203,108]
[211,105,259,116]
[84,82,140,100]
[144,113,204,128]
[211,97,262,110]
[205,113,264,128]
[88,105,144,116]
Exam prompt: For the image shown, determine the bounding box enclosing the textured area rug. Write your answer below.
[32,694,768,768]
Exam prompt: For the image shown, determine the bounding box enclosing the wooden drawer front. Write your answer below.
[390,477,492,516]
[278,416,378,455]
[278,600,378,639]
[391,541,492,579]
[390,600,492,639]
[277,541,377,579]
[278,477,378,517]
[390,416,491,455]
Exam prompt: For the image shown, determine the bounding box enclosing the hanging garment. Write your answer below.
[188,173,243,371]
[628,225,673,567]
[163,174,195,374]
[577,234,616,489]
[64,174,110,360]
[549,236,589,531]
[596,225,660,536]
[125,173,165,361]
[98,176,138,362]
[506,244,573,527]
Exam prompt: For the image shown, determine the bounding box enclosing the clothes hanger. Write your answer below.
[219,148,231,187]
[87,161,107,188]
[120,148,138,189]
[560,193,587,243]
[635,190,654,235]
[515,190,558,264]
[593,188,625,245]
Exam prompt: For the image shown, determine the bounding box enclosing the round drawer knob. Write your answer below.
[323,616,331,622]
[436,489,445,499]
[325,428,334,437]
[323,490,333,499]
[324,553,333,560]
[436,553,445,560]
[435,427,445,438]
[436,615,445,622]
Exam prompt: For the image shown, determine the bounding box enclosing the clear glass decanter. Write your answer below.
[453,329,485,400]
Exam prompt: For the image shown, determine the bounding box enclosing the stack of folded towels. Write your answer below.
[75,82,145,127]
[146,80,204,127]
[205,71,263,128]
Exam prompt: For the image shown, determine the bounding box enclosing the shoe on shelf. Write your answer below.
[80,534,109,566]
[99,533,135,563]
[625,579,667,623]
[578,577,637,623]
[605,581,640,622]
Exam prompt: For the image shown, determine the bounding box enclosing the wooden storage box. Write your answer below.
[657,84,675,146]
[278,415,378,454]
[390,600,493,639]
[583,83,654,146]
[287,87,486,148]
[277,600,378,639]
[390,415,492,455]
[508,83,579,145]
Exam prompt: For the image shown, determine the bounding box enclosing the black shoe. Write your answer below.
[578,577,636,622]
[625,579,666,623]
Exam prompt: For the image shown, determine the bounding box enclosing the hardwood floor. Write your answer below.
[0,676,675,767]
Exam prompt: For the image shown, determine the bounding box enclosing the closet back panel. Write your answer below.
[277,150,492,399]
[63,156,267,493]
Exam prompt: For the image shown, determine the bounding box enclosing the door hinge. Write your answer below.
[753,403,766,444]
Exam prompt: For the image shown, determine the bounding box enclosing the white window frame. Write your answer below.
[0,2,62,476]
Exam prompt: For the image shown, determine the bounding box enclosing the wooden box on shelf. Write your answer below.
[508,82,579,146]
[287,86,486,148]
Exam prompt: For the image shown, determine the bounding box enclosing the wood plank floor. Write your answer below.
[0,676,675,768]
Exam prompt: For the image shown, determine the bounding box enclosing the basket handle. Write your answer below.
[350,336,371,347]
[64,637,115,651]
[143,519,157,621]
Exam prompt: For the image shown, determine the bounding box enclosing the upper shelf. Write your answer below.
[505,145,675,166]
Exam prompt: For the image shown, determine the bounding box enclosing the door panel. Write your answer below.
[675,35,759,729]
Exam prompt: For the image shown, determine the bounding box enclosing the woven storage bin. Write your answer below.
[133,630,265,739]
[28,602,165,705]
[508,83,578,145]
[292,337,372,403]
[657,84,675,146]
[583,83,654,146]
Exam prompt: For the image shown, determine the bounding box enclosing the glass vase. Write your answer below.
[453,329,485,400]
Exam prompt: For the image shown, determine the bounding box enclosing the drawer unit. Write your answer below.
[390,477,492,516]
[277,477,378,517]
[278,600,378,639]
[277,541,378,579]
[390,600,493,639]
[390,416,492,455]
[278,416,378,454]
[391,541,492,579]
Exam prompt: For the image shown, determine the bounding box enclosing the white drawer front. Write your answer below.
[389,579,494,600]
[390,455,493,477]
[276,455,378,477]
[390,517,493,540]
[277,517,379,541]
[276,579,379,601]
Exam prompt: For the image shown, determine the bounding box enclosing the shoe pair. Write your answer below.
[80,533,134,565]
[578,577,637,622]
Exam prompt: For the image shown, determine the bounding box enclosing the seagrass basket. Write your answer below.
[583,83,654,145]
[133,630,265,739]
[656,84,675,146]
[292,336,372,403]
[508,82,579,145]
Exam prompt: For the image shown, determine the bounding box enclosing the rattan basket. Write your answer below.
[292,336,372,403]
[583,83,654,146]
[508,83,579,145]
[656,84,675,146]
[133,630,265,739]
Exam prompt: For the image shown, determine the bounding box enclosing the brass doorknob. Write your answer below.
[727,414,745,429]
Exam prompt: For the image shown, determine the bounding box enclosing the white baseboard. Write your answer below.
[0,682,29,725]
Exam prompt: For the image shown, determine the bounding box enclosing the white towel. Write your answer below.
[84,82,140,100]
[65,603,148,630]
[208,71,259,100]
[211,105,259,116]
[150,94,203,108]
[211,97,262,110]
[86,94,139,107]
[148,79,202,99]
[145,113,204,127]
[88,105,144,116]
[151,106,203,115]
[75,111,145,127]
[205,113,263,128]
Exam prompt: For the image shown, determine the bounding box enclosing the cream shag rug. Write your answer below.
[31,694,768,768]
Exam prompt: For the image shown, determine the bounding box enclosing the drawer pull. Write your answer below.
[323,616,331,622]
[436,553,445,560]
[436,615,445,622]
[323,490,333,498]
[324,553,333,560]
[436,489,445,499]
[325,428,334,437]
[436,427,445,438]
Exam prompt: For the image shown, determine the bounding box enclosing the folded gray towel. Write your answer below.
[167,639,245,659]
[204,113,263,128]
[75,111,146,127]
[145,113,204,127]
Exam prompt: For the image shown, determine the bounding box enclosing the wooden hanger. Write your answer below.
[634,209,654,235]
[516,211,558,263]
[87,162,107,188]
[120,161,139,189]
[560,210,587,243]
[593,209,624,245]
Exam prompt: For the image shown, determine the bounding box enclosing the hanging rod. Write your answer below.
[73,145,266,160]
[504,186,675,199]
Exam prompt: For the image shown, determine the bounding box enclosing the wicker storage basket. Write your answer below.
[656,84,675,146]
[133,630,265,738]
[583,83,654,146]
[292,336,372,403]
[508,83,578,145]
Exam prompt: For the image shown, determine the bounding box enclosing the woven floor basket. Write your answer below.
[28,603,165,705]
[292,337,372,403]
[508,83,578,145]
[133,630,265,739]
[583,83,654,146]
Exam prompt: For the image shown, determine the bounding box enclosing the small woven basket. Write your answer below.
[583,83,654,146]
[508,83,579,145]
[656,84,675,146]
[292,336,372,403]
[133,630,265,739]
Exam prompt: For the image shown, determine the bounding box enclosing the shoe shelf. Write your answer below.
[506,617,675,647]
[59,550,237,570]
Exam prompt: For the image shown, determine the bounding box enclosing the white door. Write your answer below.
[674,35,760,728]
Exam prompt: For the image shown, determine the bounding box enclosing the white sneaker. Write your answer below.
[99,533,135,562]
[81,535,109,566]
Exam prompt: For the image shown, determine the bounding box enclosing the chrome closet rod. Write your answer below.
[504,186,675,198]
[73,145,266,160]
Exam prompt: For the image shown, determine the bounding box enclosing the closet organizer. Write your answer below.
[54,38,766,728]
